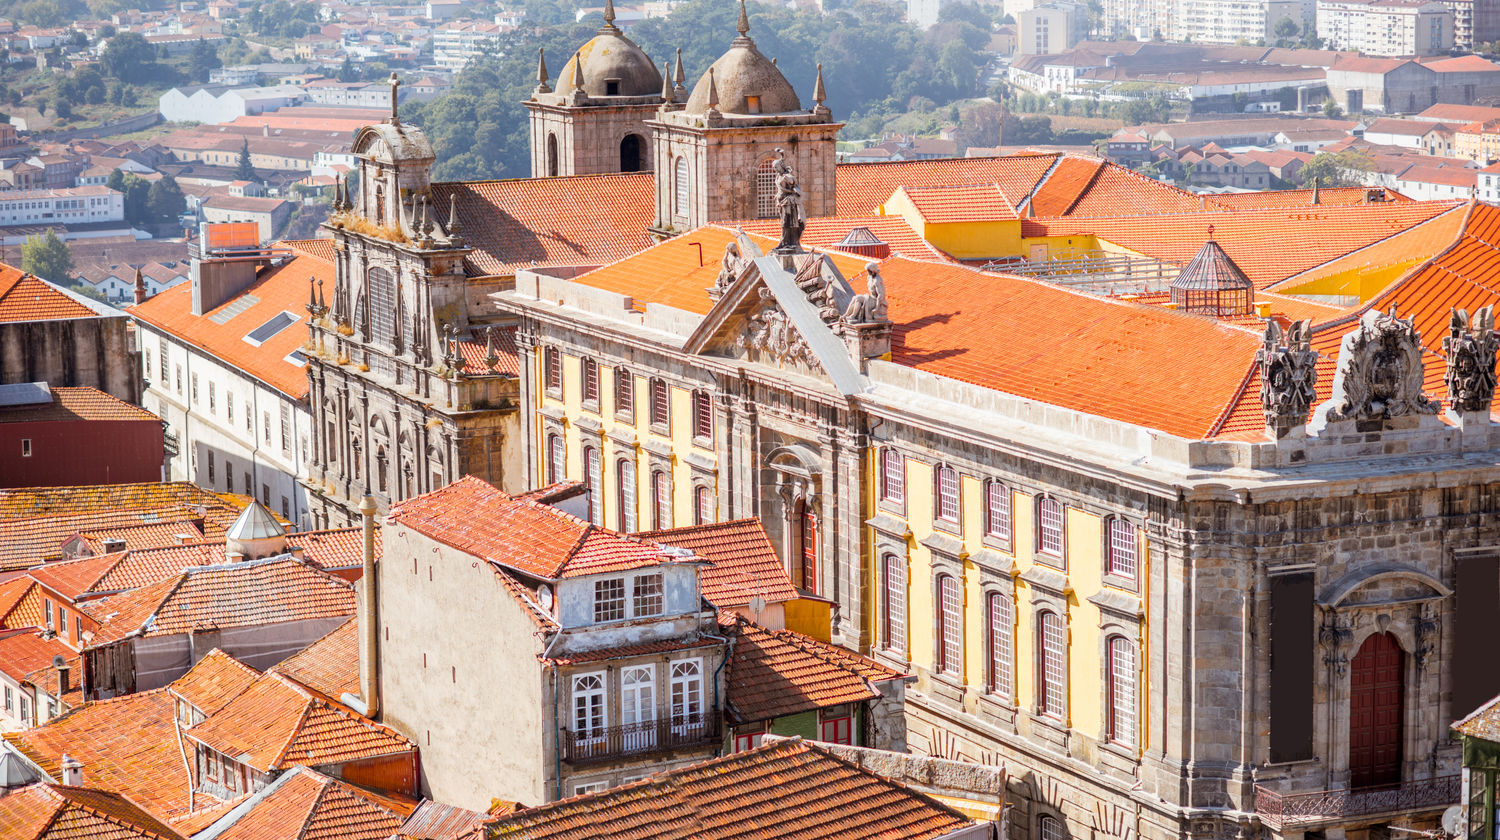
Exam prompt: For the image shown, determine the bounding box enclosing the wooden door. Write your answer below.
[1349,631,1404,789]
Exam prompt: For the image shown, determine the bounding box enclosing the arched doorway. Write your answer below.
[620,134,643,172]
[546,133,559,177]
[1349,631,1404,789]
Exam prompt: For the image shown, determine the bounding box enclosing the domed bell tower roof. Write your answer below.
[685,0,801,116]
[555,0,662,99]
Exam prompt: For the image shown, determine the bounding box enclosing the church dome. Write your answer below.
[685,1,801,115]
[556,20,662,98]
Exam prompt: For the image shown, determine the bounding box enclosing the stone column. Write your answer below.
[514,328,538,490]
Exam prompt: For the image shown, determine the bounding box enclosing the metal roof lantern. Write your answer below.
[1169,226,1255,317]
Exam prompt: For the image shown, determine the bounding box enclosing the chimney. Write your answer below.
[358,494,380,718]
[53,655,69,695]
[59,755,81,787]
[101,538,126,553]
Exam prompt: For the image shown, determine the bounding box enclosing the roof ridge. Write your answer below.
[30,785,71,840]
[269,677,318,770]
[292,771,333,840]
[1364,202,1482,313]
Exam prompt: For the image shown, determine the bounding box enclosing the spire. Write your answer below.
[307,272,317,314]
[571,50,585,95]
[483,326,499,370]
[736,0,750,38]
[535,47,551,94]
[673,47,686,99]
[812,62,826,107]
[316,276,325,313]
[133,266,146,306]
[706,66,721,115]
[601,0,619,31]
[447,191,463,247]
[332,175,342,211]
[661,60,673,102]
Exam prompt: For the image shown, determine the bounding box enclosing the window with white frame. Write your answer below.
[937,574,961,675]
[208,381,215,413]
[1038,611,1066,718]
[987,592,1013,700]
[1108,635,1136,745]
[651,470,671,529]
[584,446,602,525]
[670,659,703,729]
[1037,497,1064,563]
[883,553,906,654]
[546,433,564,485]
[633,573,663,617]
[616,459,636,532]
[574,781,609,795]
[572,673,606,739]
[615,367,634,419]
[880,448,904,503]
[694,486,714,526]
[544,347,562,391]
[935,465,959,523]
[593,578,626,622]
[985,481,1011,542]
[1108,519,1137,581]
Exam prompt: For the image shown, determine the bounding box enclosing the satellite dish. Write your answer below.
[1443,805,1464,838]
[748,595,767,617]
[537,584,554,612]
[50,655,66,669]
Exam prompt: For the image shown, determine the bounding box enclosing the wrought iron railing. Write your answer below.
[559,711,720,764]
[1255,775,1461,830]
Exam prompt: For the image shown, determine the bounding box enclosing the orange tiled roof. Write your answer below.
[185,671,413,772]
[898,183,1017,223]
[270,616,357,699]
[483,738,974,840]
[0,482,240,523]
[732,216,954,263]
[834,154,1059,216]
[23,651,82,708]
[76,520,205,556]
[1204,186,1409,210]
[0,269,101,323]
[1265,201,1467,293]
[397,800,489,840]
[0,510,213,572]
[0,783,188,840]
[1057,161,1203,216]
[389,476,691,580]
[634,519,798,608]
[289,527,374,571]
[0,629,73,682]
[129,247,331,399]
[1023,155,1106,217]
[724,618,905,723]
[87,556,355,646]
[452,325,520,378]
[0,387,159,424]
[0,576,37,626]
[167,648,259,717]
[196,765,416,840]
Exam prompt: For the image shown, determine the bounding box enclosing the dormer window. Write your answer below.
[594,578,626,622]
[592,572,668,623]
[745,95,760,114]
[605,78,620,96]
[633,573,663,617]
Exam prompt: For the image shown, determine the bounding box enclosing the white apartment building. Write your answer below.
[432,21,503,71]
[0,186,122,227]
[1318,0,1453,55]
[1173,0,1304,44]
[1019,2,1090,54]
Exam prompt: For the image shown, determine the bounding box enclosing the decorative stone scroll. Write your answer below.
[738,288,817,369]
[1257,318,1317,435]
[1443,305,1499,414]
[1325,307,1437,423]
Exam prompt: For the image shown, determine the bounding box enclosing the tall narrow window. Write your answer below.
[617,458,637,532]
[1108,519,1138,582]
[584,446,602,525]
[755,157,778,218]
[670,660,703,731]
[883,553,906,654]
[367,268,395,347]
[1039,611,1066,718]
[988,593,1013,700]
[937,575,962,675]
[546,433,564,485]
[649,379,669,429]
[796,501,819,592]
[652,470,671,529]
[633,573,663,617]
[673,157,689,218]
[985,481,1011,542]
[547,134,559,177]
[692,390,712,440]
[208,381,215,413]
[582,358,600,407]
[1037,497,1064,563]
[694,486,714,525]
[544,348,562,391]
[880,448,904,503]
[572,673,605,741]
[191,372,198,403]
[158,337,168,381]
[280,404,291,453]
[1108,635,1137,745]
[935,465,959,522]
[615,367,634,419]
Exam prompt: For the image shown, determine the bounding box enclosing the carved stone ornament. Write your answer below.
[842,262,888,325]
[738,288,818,369]
[772,149,805,254]
[1444,305,1499,414]
[1325,307,1438,422]
[1257,318,1318,433]
[713,239,748,299]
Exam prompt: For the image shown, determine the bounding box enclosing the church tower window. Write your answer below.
[755,157,778,219]
[547,134,559,177]
[673,157,689,219]
[620,134,643,173]
[367,268,396,349]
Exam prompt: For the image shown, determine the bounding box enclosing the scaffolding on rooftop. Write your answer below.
[980,250,1180,296]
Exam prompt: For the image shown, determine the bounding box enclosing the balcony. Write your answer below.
[560,711,720,765]
[1254,776,1461,831]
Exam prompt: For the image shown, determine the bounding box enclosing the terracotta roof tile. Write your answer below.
[0,630,74,682]
[1059,161,1203,216]
[1453,692,1500,740]
[0,482,240,523]
[452,325,519,377]
[24,651,82,708]
[899,183,1017,223]
[548,637,720,666]
[0,576,37,625]
[0,270,100,323]
[483,738,975,840]
[270,616,357,699]
[724,619,904,723]
[397,800,489,840]
[290,528,375,572]
[834,154,1059,216]
[0,783,188,840]
[201,766,417,840]
[77,520,205,556]
[1024,155,1106,217]
[0,511,211,572]
[167,648,259,717]
[1205,186,1410,210]
[0,387,159,424]
[1268,202,1468,293]
[732,216,954,262]
[634,519,798,608]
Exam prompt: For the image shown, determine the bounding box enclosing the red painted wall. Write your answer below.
[0,419,163,488]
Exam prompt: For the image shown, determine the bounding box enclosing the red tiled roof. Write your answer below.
[0,783,188,840]
[0,576,37,626]
[129,248,331,399]
[0,269,100,323]
[548,637,720,666]
[898,183,1017,223]
[186,671,413,772]
[270,616,357,699]
[289,528,374,572]
[1204,186,1409,210]
[0,507,241,572]
[483,738,975,840]
[1059,161,1203,216]
[1024,155,1106,217]
[87,556,355,646]
[452,325,520,377]
[76,520,205,556]
[634,519,798,608]
[0,483,243,523]
[724,618,904,723]
[198,766,416,840]
[0,629,74,682]
[398,800,489,840]
[389,476,690,580]
[732,216,953,263]
[834,154,1058,216]
[167,648,260,717]
[0,387,159,424]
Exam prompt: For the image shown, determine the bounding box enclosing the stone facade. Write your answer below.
[0,307,141,406]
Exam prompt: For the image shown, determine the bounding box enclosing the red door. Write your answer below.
[798,504,819,593]
[1349,631,1404,789]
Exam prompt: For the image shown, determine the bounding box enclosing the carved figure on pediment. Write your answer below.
[738,288,817,369]
[1325,307,1438,422]
[1444,305,1499,413]
[1257,318,1317,433]
[772,149,805,254]
[713,240,747,299]
[843,263,888,325]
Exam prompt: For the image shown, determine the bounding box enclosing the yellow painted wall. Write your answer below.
[785,598,833,641]
[1018,234,1103,262]
[879,187,1027,261]
[1270,258,1425,301]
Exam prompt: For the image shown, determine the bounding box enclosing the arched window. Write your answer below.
[620,134,643,172]
[755,157,778,218]
[673,157,689,218]
[616,458,636,532]
[651,470,671,529]
[1107,635,1136,745]
[584,446,602,525]
[936,574,962,675]
[1039,815,1064,840]
[883,553,906,654]
[546,433,564,484]
[694,486,714,525]
[880,448,904,504]
[376,446,388,494]
[1038,611,1066,718]
[366,268,395,348]
[546,133,559,177]
[987,592,1013,699]
[934,465,959,523]
[1037,496,1065,564]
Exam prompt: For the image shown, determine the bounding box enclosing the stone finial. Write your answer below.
[332,175,343,212]
[1444,305,1499,414]
[446,191,464,248]
[706,66,721,115]
[388,71,401,125]
[316,276,326,314]
[673,47,687,100]
[602,0,619,31]
[133,266,146,306]
[483,326,499,369]
[535,47,551,94]
[1323,307,1438,423]
[1257,318,1317,437]
[661,60,673,103]
[306,273,318,314]
[736,0,750,37]
[812,62,826,107]
[569,50,587,104]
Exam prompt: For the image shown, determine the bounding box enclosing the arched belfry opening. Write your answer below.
[620,134,643,172]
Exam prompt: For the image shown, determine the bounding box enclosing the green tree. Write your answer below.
[101,32,160,83]
[1323,98,1344,118]
[108,170,153,225]
[146,175,185,222]
[235,138,256,180]
[188,38,221,83]
[1298,148,1375,187]
[21,230,73,285]
[1273,16,1299,44]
